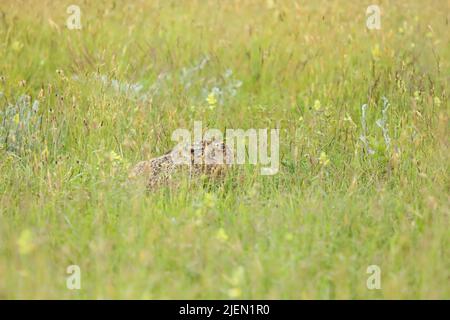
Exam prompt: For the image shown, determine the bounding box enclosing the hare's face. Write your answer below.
[203,140,233,165]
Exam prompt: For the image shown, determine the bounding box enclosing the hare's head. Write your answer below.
[169,138,233,167]
[198,139,232,166]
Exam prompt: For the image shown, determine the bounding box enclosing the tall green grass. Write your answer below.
[0,0,448,299]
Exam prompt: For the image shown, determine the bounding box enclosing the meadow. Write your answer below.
[0,0,448,299]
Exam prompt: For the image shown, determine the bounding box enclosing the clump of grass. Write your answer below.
[0,0,448,299]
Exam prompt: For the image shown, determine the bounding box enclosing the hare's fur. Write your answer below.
[129,140,232,189]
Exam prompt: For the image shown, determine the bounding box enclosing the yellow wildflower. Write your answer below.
[319,151,330,167]
[206,92,217,109]
[13,114,20,125]
[313,99,321,111]
[109,150,122,162]
[371,44,381,60]
[17,229,35,255]
[285,233,294,241]
[227,287,242,298]
[433,97,441,107]
[216,228,229,242]
[12,41,24,53]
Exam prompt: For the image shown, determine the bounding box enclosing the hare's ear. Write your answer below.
[190,143,197,154]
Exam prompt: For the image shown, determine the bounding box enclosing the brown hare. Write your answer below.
[129,139,232,190]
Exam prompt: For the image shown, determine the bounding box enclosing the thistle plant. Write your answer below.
[376,96,391,153]
[0,94,42,155]
[359,103,375,155]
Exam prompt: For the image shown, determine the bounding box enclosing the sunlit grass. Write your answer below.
[0,0,448,299]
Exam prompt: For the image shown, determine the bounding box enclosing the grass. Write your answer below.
[0,0,448,299]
